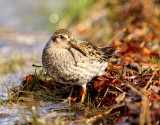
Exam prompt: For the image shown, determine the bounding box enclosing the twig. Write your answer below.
[140,95,151,125]
[125,83,152,125]
[144,71,156,91]
[97,86,110,107]
[87,103,125,123]
[136,67,150,78]
[32,64,43,67]
[125,83,142,96]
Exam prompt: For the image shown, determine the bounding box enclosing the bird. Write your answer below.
[42,29,116,104]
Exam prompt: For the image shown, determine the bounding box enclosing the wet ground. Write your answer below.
[0,1,73,124]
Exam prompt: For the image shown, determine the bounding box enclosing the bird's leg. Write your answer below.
[68,85,75,104]
[80,84,87,103]
[68,48,77,66]
[61,85,75,105]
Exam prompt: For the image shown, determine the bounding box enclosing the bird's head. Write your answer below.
[48,29,73,48]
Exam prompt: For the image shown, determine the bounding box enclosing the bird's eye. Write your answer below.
[59,35,66,40]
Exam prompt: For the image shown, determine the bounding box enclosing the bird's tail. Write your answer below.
[99,46,117,58]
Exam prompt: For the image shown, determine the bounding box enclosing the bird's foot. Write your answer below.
[61,96,73,106]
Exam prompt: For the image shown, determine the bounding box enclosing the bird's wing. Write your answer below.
[69,40,116,59]
[69,40,101,58]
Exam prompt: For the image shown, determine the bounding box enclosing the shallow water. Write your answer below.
[0,0,75,124]
[0,102,74,125]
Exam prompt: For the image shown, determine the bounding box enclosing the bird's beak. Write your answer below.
[68,42,86,56]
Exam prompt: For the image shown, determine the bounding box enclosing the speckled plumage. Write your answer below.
[42,29,115,103]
